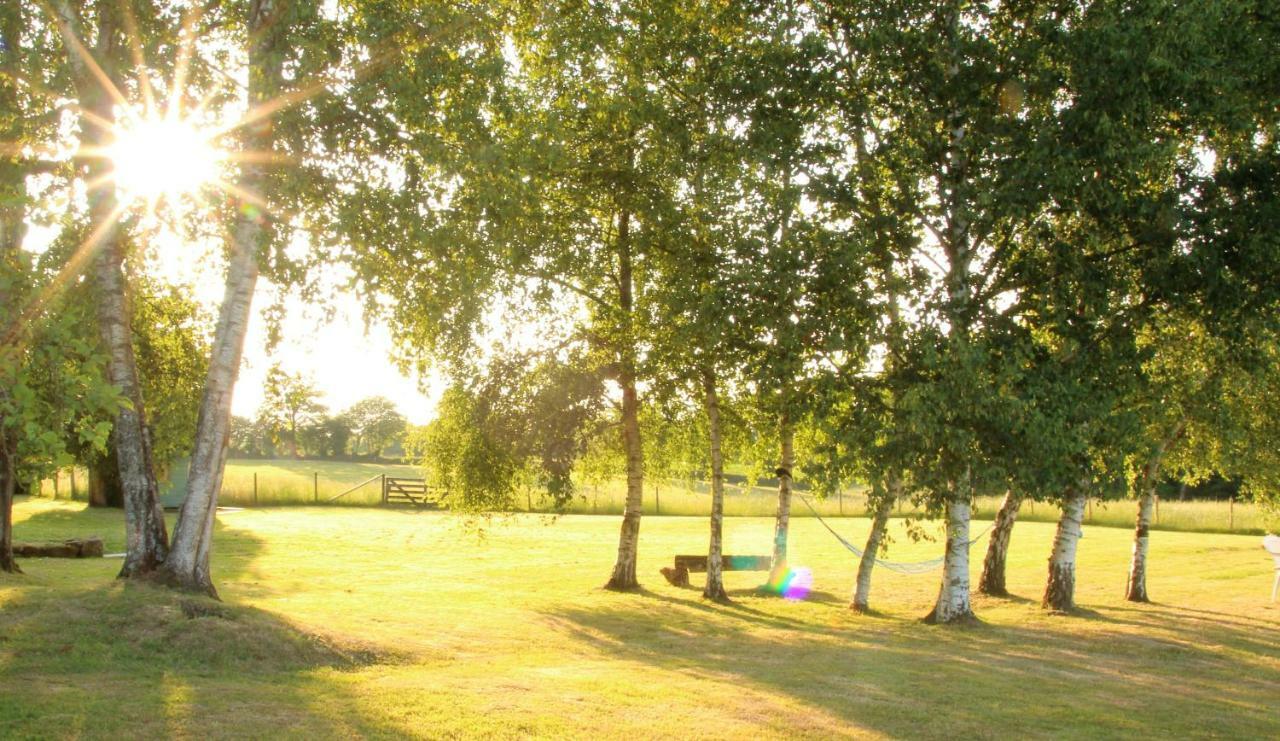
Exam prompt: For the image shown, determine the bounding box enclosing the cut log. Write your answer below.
[13,537,105,558]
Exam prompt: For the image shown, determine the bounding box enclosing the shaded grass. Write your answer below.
[1,498,1278,738]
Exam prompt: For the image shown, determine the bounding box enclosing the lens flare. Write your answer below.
[764,565,813,600]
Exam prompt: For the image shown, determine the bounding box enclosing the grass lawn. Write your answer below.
[2,498,1278,739]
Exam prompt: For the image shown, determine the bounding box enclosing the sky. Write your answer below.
[26,221,443,426]
[232,288,442,425]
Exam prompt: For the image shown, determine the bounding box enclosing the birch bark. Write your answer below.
[605,210,646,591]
[1043,489,1086,611]
[1125,421,1185,602]
[925,493,976,623]
[769,416,794,578]
[702,368,729,602]
[851,474,898,613]
[155,0,284,595]
[978,491,1021,596]
[61,1,169,576]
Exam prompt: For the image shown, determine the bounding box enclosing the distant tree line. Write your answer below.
[229,367,408,461]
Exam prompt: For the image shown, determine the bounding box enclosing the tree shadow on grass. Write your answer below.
[538,593,1280,737]
[0,508,411,739]
[0,580,408,738]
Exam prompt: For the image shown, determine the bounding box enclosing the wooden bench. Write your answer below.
[661,554,771,587]
[14,537,104,559]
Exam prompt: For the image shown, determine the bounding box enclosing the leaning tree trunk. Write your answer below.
[769,414,794,583]
[925,484,975,624]
[1125,421,1184,602]
[702,368,729,603]
[605,210,646,591]
[63,0,169,577]
[851,475,897,613]
[0,444,17,574]
[155,0,285,596]
[978,491,1021,596]
[1043,489,1087,612]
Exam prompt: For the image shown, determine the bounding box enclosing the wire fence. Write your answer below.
[34,466,1270,534]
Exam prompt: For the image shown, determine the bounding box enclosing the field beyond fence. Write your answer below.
[36,458,1271,534]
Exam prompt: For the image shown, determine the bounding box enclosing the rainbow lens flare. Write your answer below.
[764,566,813,600]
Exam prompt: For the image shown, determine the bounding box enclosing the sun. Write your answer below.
[108,116,225,205]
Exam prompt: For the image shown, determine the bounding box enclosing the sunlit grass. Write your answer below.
[2,498,1278,738]
[37,462,1270,533]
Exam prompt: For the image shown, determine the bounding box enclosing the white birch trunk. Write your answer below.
[926,491,975,624]
[155,0,283,595]
[1125,488,1156,603]
[1043,489,1086,611]
[65,3,169,576]
[702,368,728,602]
[1126,421,1184,602]
[978,491,1021,596]
[769,415,794,577]
[606,210,645,591]
[851,474,898,613]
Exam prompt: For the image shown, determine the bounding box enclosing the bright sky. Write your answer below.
[233,288,442,425]
[25,221,442,426]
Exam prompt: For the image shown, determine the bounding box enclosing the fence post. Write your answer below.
[314,472,319,503]
[839,489,844,516]
[655,484,660,516]
[1229,496,1234,531]
[253,472,258,506]
[381,474,387,504]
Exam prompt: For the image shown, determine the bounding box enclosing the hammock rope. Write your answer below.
[796,493,993,575]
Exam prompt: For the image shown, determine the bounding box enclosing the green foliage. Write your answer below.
[340,396,406,458]
[260,365,327,458]
[0,253,118,486]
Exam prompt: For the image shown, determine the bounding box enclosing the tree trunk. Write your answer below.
[71,3,169,577]
[154,0,285,597]
[702,368,729,603]
[925,484,975,624]
[769,414,794,580]
[1125,421,1184,603]
[1125,488,1155,603]
[851,475,897,613]
[1043,489,1086,612]
[0,444,18,574]
[978,491,1021,596]
[0,8,23,575]
[605,210,645,591]
[88,444,124,508]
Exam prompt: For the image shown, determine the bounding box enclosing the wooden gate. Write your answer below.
[382,476,441,508]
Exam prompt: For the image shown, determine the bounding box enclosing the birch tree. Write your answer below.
[42,0,174,576]
[156,0,293,594]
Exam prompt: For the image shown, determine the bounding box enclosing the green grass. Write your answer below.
[213,459,422,506]
[39,459,423,507]
[567,480,1271,534]
[2,498,1278,739]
